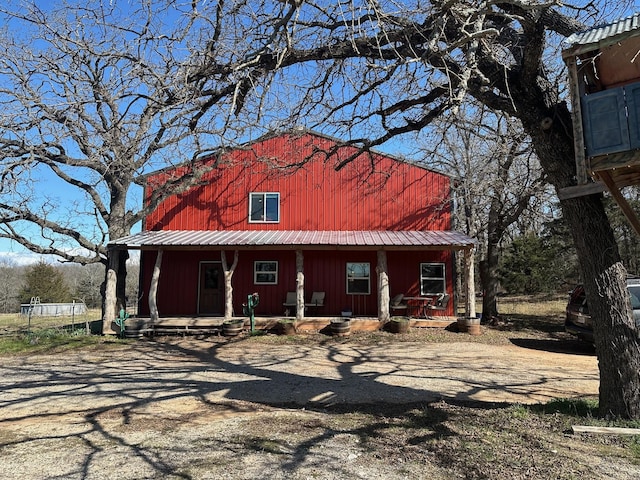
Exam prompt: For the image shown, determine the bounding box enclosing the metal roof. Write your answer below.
[110,230,476,251]
[565,13,640,48]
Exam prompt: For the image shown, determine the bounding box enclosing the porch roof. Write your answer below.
[109,230,476,251]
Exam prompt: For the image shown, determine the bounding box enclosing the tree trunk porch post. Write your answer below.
[464,247,476,319]
[103,247,119,335]
[149,249,163,324]
[377,249,390,322]
[295,249,305,320]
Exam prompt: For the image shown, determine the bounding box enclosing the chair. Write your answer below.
[390,294,408,316]
[425,293,450,318]
[283,292,297,307]
[305,291,325,308]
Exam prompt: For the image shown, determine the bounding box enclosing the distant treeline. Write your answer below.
[0,260,139,313]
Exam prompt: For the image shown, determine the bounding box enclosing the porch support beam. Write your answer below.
[464,247,476,318]
[103,247,119,335]
[149,249,163,324]
[221,250,239,320]
[377,249,390,322]
[295,249,305,320]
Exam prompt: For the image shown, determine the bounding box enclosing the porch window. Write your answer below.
[249,192,280,222]
[254,261,278,284]
[346,262,370,294]
[420,263,445,295]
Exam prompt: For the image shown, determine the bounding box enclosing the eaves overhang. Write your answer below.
[109,230,476,252]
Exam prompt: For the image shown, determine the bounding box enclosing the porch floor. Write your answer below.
[122,315,457,336]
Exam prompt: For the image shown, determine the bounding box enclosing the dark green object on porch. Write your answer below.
[115,309,129,339]
[242,292,260,332]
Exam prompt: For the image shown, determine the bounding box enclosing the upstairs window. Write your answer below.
[249,192,280,223]
[420,263,446,295]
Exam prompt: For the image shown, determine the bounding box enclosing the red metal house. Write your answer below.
[110,130,476,323]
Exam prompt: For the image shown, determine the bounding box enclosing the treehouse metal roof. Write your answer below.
[110,230,475,251]
[565,13,640,52]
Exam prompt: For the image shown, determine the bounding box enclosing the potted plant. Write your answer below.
[330,318,351,336]
[222,318,244,336]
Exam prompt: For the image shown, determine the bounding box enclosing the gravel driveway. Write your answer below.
[0,336,602,479]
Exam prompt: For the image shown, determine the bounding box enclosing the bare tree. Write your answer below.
[0,0,298,330]
[191,1,640,417]
[421,107,550,321]
[0,259,21,313]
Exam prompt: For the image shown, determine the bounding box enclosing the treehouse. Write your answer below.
[562,13,640,234]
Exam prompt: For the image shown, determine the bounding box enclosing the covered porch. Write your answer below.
[105,230,476,335]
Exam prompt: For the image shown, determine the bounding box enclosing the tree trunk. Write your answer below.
[520,104,640,418]
[563,196,640,418]
[480,238,500,322]
[117,249,129,311]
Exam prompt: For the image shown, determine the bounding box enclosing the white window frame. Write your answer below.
[249,192,280,223]
[254,261,278,285]
[420,262,446,295]
[346,262,370,295]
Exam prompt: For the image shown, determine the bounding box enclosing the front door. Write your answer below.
[198,262,224,315]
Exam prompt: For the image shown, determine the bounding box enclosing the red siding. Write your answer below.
[145,132,451,232]
[139,131,457,318]
[139,249,455,317]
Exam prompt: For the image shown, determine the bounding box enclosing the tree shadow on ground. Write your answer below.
[510,337,596,356]
[488,313,566,336]
[0,336,598,479]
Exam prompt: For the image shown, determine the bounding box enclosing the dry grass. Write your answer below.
[497,293,567,317]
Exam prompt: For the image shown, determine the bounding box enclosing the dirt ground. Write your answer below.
[0,331,638,479]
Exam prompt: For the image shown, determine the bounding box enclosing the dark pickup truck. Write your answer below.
[565,278,640,342]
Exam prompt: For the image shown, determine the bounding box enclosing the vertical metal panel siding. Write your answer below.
[145,132,451,232]
[139,248,455,317]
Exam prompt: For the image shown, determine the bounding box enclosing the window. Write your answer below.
[346,262,370,294]
[254,261,278,284]
[420,263,446,295]
[249,192,280,222]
